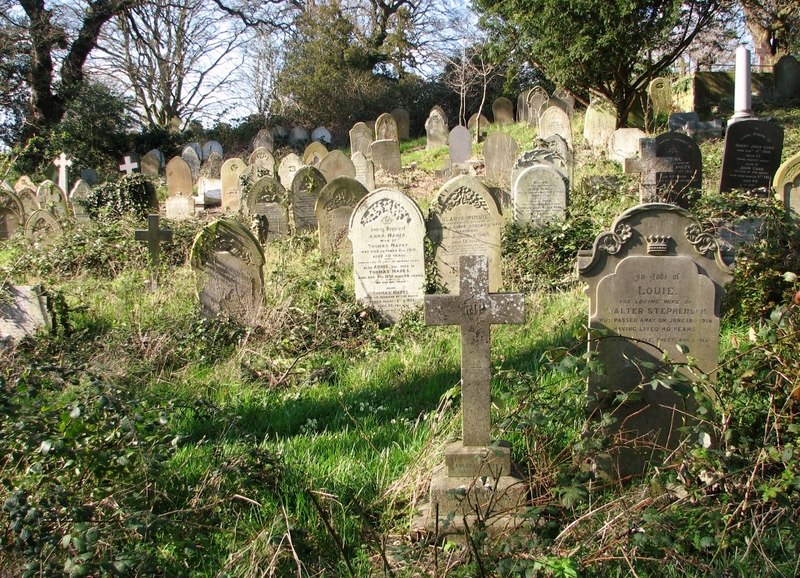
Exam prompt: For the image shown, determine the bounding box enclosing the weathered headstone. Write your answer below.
[289,126,310,150]
[419,254,526,533]
[375,113,399,141]
[427,176,503,293]
[577,204,732,478]
[511,148,569,189]
[349,122,373,157]
[492,97,514,124]
[271,125,289,147]
[610,128,648,164]
[526,86,549,126]
[513,163,568,225]
[623,138,674,204]
[220,158,246,212]
[583,99,617,149]
[774,151,800,217]
[654,132,703,208]
[277,153,303,188]
[349,188,426,323]
[315,176,369,264]
[14,186,38,217]
[68,180,92,223]
[538,106,573,150]
[290,166,326,231]
[311,126,332,146]
[252,129,274,152]
[201,151,223,180]
[303,142,328,166]
[141,150,163,177]
[467,113,490,136]
[166,157,194,196]
[190,219,266,325]
[0,285,50,340]
[80,168,99,186]
[244,176,289,242]
[14,176,36,195]
[352,152,375,191]
[185,142,203,160]
[166,194,196,220]
[369,140,402,175]
[182,146,201,180]
[773,55,800,104]
[449,126,472,165]
[425,108,448,149]
[36,180,69,219]
[202,140,223,159]
[516,92,529,124]
[390,108,410,140]
[648,77,673,116]
[0,189,24,239]
[25,210,63,245]
[483,132,519,187]
[318,150,356,182]
[719,119,784,193]
[248,148,276,176]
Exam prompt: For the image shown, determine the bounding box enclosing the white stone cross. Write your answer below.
[424,255,525,447]
[624,138,674,203]
[54,153,72,194]
[120,155,140,175]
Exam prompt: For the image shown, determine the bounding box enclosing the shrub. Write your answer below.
[80,174,158,221]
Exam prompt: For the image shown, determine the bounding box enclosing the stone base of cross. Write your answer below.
[413,255,528,537]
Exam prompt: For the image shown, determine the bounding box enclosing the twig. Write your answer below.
[281,502,306,578]
[305,488,356,578]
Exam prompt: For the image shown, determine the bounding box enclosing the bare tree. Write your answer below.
[740,0,800,66]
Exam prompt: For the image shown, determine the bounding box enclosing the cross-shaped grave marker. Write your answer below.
[623,137,673,203]
[425,255,525,448]
[119,155,140,175]
[135,214,173,288]
[54,153,72,194]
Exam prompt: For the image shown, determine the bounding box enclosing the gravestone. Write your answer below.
[583,99,617,149]
[349,122,373,157]
[538,106,573,150]
[220,158,246,212]
[14,186,38,217]
[303,142,328,166]
[543,134,574,181]
[0,189,24,239]
[201,151,223,179]
[119,153,140,175]
[244,176,289,242]
[141,150,162,177]
[449,126,472,165]
[352,152,375,191]
[513,164,568,225]
[166,194,195,220]
[526,86,549,126]
[511,148,568,189]
[0,285,50,340]
[516,92,529,124]
[69,180,91,223]
[425,108,448,149]
[577,204,732,479]
[36,181,69,219]
[623,138,674,204]
[80,168,99,186]
[185,142,202,159]
[166,157,194,196]
[467,113,490,136]
[239,163,275,194]
[553,87,576,111]
[253,128,274,152]
[492,97,514,124]
[427,175,503,293]
[390,108,410,140]
[53,153,72,194]
[318,150,356,182]
[773,55,800,104]
[277,153,303,188]
[774,151,800,217]
[648,77,673,116]
[14,176,36,195]
[198,176,221,206]
[610,128,648,164]
[369,140,402,174]
[375,113,399,141]
[290,166,326,231]
[182,146,201,180]
[418,255,526,533]
[25,210,63,245]
[315,176,369,264]
[289,126,311,150]
[311,126,332,146]
[654,132,703,208]
[545,96,571,117]
[349,188,426,323]
[190,219,266,326]
[248,148,276,176]
[483,132,518,187]
[202,140,223,159]
[719,120,784,193]
[271,125,289,147]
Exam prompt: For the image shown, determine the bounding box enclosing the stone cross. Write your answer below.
[623,138,673,203]
[120,155,139,175]
[134,215,173,287]
[54,153,72,194]
[424,255,525,447]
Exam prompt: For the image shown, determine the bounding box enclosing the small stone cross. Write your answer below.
[623,138,673,203]
[134,215,173,287]
[54,153,72,194]
[119,155,140,175]
[424,255,525,447]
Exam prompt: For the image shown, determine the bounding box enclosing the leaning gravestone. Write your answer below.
[0,189,24,239]
[182,146,201,180]
[654,132,703,208]
[375,113,399,142]
[277,153,303,188]
[425,108,449,149]
[252,129,274,152]
[369,140,402,175]
[349,188,426,323]
[539,106,573,150]
[773,55,800,104]
[290,166,327,231]
[352,152,375,191]
[244,176,289,242]
[166,157,194,196]
[141,150,162,177]
[190,219,266,326]
[318,150,356,182]
[483,132,519,187]
[14,176,37,195]
[24,209,63,245]
[36,180,69,219]
[303,142,328,166]
[648,77,673,116]
[311,126,332,146]
[427,175,503,293]
[14,186,38,217]
[349,122,373,157]
[220,158,246,212]
[391,108,410,140]
[0,285,50,340]
[315,176,369,264]
[201,151,223,179]
[610,128,647,164]
[69,180,92,223]
[719,119,784,193]
[577,203,732,479]
[526,86,549,126]
[513,163,568,226]
[492,97,514,124]
[774,151,800,217]
[185,142,203,159]
[583,99,617,150]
